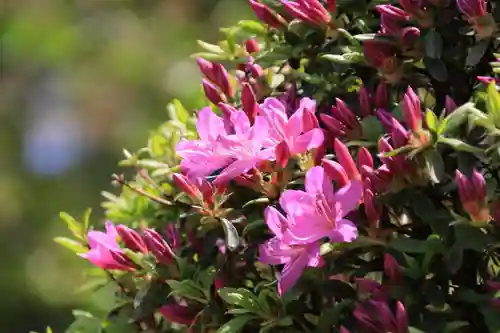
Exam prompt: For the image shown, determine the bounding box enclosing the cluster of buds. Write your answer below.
[82,221,179,271]
[197,58,233,105]
[248,0,287,29]
[401,87,430,148]
[172,173,231,218]
[281,0,333,28]
[322,139,384,233]
[235,56,267,105]
[358,81,389,117]
[319,98,363,139]
[363,41,404,84]
[456,0,496,39]
[352,299,409,333]
[455,169,490,223]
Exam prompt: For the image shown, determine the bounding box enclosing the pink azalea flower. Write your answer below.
[80,221,134,271]
[282,166,362,244]
[259,206,323,295]
[259,97,324,157]
[176,107,275,184]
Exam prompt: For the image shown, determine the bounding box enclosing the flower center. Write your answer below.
[314,193,337,228]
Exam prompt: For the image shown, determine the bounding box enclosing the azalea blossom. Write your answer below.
[80,221,134,271]
[259,97,324,163]
[282,166,362,244]
[259,205,323,295]
[176,107,275,184]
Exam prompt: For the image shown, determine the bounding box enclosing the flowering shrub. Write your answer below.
[53,0,500,332]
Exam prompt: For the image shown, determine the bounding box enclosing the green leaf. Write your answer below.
[237,20,267,36]
[389,238,427,253]
[466,39,490,67]
[454,224,489,251]
[220,218,240,251]
[54,237,87,254]
[166,279,206,303]
[481,306,500,333]
[438,137,483,153]
[167,99,190,124]
[60,212,83,240]
[218,288,262,312]
[438,102,472,134]
[445,243,463,274]
[443,321,469,333]
[424,149,444,184]
[487,80,500,126]
[424,57,448,82]
[424,30,443,59]
[408,328,426,333]
[190,52,229,61]
[216,315,254,333]
[425,109,439,132]
[81,208,92,236]
[197,40,225,54]
[361,115,385,142]
[66,310,102,333]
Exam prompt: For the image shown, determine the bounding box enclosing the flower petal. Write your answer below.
[214,159,257,184]
[259,237,295,265]
[305,166,334,202]
[197,107,225,141]
[327,218,358,242]
[291,128,324,154]
[279,189,313,219]
[264,206,288,238]
[278,250,310,295]
[333,180,363,218]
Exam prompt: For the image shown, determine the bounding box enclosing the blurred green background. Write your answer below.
[1,0,251,331]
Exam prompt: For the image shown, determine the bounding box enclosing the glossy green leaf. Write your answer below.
[438,137,483,153]
[424,57,448,82]
[54,237,87,255]
[220,218,240,251]
[487,80,500,126]
[60,212,83,240]
[389,238,427,253]
[424,149,444,184]
[216,315,254,333]
[425,109,439,132]
[424,30,443,59]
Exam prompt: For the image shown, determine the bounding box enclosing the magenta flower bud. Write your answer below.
[319,113,346,136]
[116,225,148,254]
[339,327,350,333]
[197,58,216,82]
[245,39,260,54]
[335,98,358,129]
[212,63,232,97]
[375,109,397,133]
[445,95,457,115]
[322,159,349,188]
[334,138,361,181]
[172,173,200,198]
[376,4,410,21]
[391,118,410,148]
[143,228,175,265]
[242,82,259,124]
[375,82,389,109]
[248,0,287,29]
[357,147,374,169]
[493,200,500,226]
[359,84,372,116]
[477,76,500,85]
[355,277,383,295]
[486,280,500,292]
[276,141,291,169]
[455,169,490,222]
[166,223,181,250]
[281,0,331,27]
[384,253,403,283]
[202,79,224,105]
[326,0,337,12]
[364,187,380,229]
[395,301,409,333]
[402,87,421,132]
[456,0,486,19]
[160,302,198,325]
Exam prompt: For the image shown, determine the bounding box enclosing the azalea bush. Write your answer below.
[51,0,500,332]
